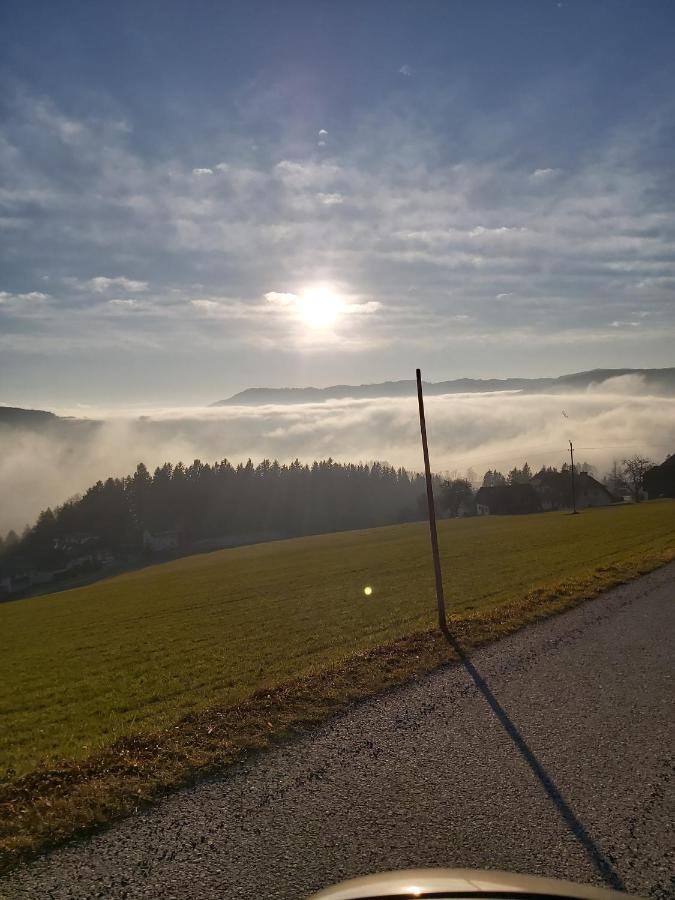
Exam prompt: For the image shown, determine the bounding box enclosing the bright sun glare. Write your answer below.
[297,286,342,329]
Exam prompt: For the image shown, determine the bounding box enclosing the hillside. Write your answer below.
[0,406,100,436]
[3,502,674,778]
[212,367,675,406]
[2,501,674,862]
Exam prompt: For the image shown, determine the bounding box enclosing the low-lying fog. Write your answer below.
[2,376,674,533]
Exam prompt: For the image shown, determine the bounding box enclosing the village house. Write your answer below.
[143,529,180,552]
[530,470,615,511]
[644,453,675,499]
[475,484,542,516]
[475,470,616,516]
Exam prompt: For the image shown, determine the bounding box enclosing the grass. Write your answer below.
[1,500,674,868]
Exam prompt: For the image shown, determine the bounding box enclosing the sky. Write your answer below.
[1,0,674,408]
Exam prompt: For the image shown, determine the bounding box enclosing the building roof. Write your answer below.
[475,484,542,515]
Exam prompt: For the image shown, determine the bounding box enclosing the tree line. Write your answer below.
[0,452,660,580]
[438,454,655,516]
[0,458,438,576]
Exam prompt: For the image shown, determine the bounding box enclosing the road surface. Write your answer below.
[4,563,674,899]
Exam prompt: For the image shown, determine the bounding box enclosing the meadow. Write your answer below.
[2,501,674,781]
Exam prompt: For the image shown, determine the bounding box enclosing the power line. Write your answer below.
[575,444,672,450]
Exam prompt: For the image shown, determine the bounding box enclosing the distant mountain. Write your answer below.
[0,406,100,435]
[212,368,675,406]
[0,406,60,427]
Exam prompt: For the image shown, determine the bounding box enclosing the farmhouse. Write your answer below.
[143,529,180,552]
[53,532,99,553]
[475,471,616,516]
[530,470,615,510]
[475,484,542,515]
[644,453,675,499]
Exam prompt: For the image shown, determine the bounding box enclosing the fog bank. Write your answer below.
[2,384,674,533]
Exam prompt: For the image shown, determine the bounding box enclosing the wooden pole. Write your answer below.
[416,368,447,631]
[569,440,578,514]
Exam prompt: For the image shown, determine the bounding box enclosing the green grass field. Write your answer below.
[2,502,674,780]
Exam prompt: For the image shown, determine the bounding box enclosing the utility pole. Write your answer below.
[416,368,447,631]
[569,440,578,515]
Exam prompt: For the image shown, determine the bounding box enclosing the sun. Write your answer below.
[297,286,342,329]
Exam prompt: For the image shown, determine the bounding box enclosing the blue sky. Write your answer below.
[1,0,674,406]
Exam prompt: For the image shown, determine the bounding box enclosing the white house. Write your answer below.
[143,529,180,552]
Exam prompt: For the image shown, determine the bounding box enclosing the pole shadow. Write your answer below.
[440,625,625,893]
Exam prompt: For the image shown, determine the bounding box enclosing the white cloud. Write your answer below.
[610,320,640,327]
[192,167,214,176]
[469,225,527,237]
[0,290,49,303]
[530,167,559,179]
[316,192,344,205]
[107,298,138,308]
[85,276,149,293]
[265,291,297,307]
[190,299,220,312]
[344,300,381,315]
[399,65,414,76]
[1,89,674,379]
[318,129,328,136]
[274,159,343,189]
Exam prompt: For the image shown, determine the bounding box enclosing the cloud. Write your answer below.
[192,167,214,176]
[345,300,381,315]
[468,225,527,237]
[0,290,49,303]
[190,299,220,312]
[1,88,674,396]
[318,129,328,136]
[399,65,414,77]
[264,291,297,307]
[84,276,149,294]
[107,298,138,309]
[2,382,673,533]
[316,192,344,205]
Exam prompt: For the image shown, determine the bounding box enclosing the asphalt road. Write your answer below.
[4,563,674,899]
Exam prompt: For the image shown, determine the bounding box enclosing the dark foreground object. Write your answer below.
[4,564,674,899]
[311,868,633,899]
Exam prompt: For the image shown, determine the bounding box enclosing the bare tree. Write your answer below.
[621,455,653,502]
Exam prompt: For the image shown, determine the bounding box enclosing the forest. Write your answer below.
[0,458,437,578]
[0,452,664,586]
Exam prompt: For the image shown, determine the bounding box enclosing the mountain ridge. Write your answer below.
[212,367,675,406]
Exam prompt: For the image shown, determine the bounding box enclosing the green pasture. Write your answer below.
[2,501,673,778]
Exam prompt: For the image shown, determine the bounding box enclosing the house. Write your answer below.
[644,453,675,499]
[143,529,180,552]
[474,484,542,515]
[530,470,615,510]
[1,573,32,596]
[53,532,100,553]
